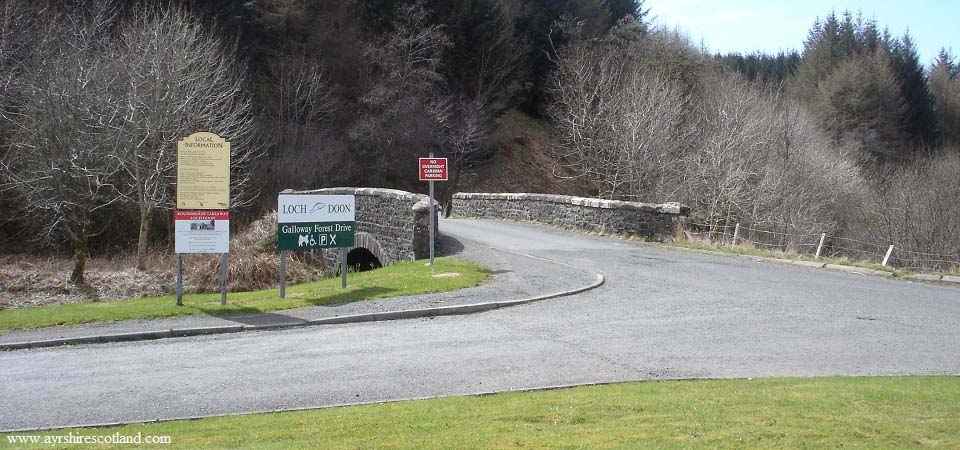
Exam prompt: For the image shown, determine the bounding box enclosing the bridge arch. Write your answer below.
[348,232,387,270]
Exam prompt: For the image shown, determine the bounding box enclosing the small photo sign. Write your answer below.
[175,210,230,254]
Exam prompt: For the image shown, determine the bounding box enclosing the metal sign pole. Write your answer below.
[341,247,347,288]
[176,254,183,306]
[220,253,228,305]
[278,193,355,290]
[429,179,436,265]
[279,250,286,298]
[428,152,435,266]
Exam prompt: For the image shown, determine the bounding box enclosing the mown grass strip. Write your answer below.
[0,258,489,331]
[3,376,957,449]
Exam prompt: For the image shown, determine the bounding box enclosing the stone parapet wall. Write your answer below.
[282,187,434,265]
[451,192,689,242]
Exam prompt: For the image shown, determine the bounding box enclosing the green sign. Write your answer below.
[277,194,356,251]
[277,221,355,250]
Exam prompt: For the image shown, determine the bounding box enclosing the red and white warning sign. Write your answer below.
[175,210,230,254]
[418,157,448,181]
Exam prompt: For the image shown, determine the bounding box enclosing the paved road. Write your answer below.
[2,219,959,431]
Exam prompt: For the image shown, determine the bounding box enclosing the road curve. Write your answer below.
[2,218,959,431]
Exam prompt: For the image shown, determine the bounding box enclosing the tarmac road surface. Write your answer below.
[2,218,958,431]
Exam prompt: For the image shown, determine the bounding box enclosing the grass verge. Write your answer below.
[0,258,489,331]
[2,376,957,449]
[669,240,902,275]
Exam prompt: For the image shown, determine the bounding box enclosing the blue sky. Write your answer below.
[644,0,959,66]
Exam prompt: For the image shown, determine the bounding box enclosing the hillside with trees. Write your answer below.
[0,0,958,284]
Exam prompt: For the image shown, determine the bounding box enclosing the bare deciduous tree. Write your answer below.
[257,46,344,194]
[678,73,866,239]
[0,0,38,244]
[438,97,488,216]
[0,0,33,113]
[549,24,867,243]
[349,1,452,186]
[1,2,124,283]
[748,100,865,238]
[2,4,260,277]
[684,72,779,228]
[114,6,259,270]
[547,18,689,200]
[850,150,960,269]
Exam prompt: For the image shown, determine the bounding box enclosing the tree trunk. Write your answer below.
[165,209,175,254]
[69,228,89,285]
[443,165,462,218]
[136,205,152,271]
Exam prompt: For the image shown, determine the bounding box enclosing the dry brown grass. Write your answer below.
[0,255,174,309]
[0,213,327,310]
[189,212,325,293]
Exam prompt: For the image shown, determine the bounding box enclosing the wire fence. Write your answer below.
[682,222,960,274]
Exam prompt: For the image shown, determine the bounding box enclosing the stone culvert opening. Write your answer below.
[347,247,382,272]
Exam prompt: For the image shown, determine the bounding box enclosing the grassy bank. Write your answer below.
[3,376,957,449]
[0,258,489,331]
[669,240,904,274]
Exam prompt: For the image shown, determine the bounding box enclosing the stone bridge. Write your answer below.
[282,187,434,270]
[281,188,689,271]
[451,192,689,242]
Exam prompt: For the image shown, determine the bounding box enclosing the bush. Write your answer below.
[845,151,960,270]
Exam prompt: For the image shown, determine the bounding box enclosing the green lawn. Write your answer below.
[0,258,489,331]
[2,376,957,449]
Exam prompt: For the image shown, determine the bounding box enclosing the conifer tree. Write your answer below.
[860,18,881,53]
[795,12,843,101]
[435,0,524,106]
[888,32,937,146]
[816,50,908,163]
[933,48,956,76]
[929,49,960,146]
